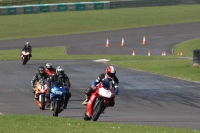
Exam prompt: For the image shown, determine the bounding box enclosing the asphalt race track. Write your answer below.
[0,22,200,130]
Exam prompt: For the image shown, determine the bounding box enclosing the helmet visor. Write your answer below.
[108,72,115,78]
[57,71,64,75]
[39,70,44,74]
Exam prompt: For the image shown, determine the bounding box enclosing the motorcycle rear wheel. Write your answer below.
[92,99,104,121]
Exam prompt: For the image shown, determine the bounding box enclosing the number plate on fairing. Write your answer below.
[55,91,62,95]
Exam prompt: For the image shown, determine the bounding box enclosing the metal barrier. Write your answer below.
[0,1,110,15]
[1,0,200,15]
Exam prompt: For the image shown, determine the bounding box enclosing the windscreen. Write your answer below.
[54,81,64,88]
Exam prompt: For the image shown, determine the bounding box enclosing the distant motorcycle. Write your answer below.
[34,79,49,110]
[21,50,30,65]
[50,81,67,117]
[83,81,114,121]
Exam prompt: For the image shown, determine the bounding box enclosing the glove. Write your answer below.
[111,93,115,98]
[91,86,97,91]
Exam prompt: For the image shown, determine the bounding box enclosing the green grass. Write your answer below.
[174,38,200,56]
[0,115,199,133]
[1,46,200,82]
[0,4,200,40]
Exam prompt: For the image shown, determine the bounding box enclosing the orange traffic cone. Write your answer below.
[180,52,183,56]
[148,50,150,56]
[132,50,135,56]
[121,37,125,47]
[106,38,109,48]
[142,36,146,45]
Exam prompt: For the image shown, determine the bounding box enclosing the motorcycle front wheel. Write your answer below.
[92,99,104,121]
[53,100,60,117]
[22,56,28,65]
[41,95,45,110]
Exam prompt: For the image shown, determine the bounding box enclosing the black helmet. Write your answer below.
[38,66,45,75]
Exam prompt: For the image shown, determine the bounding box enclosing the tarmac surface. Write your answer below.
[0,22,200,130]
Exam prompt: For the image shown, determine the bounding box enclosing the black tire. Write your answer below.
[92,99,104,121]
[53,100,60,117]
[41,95,45,110]
[83,112,91,121]
[22,56,28,65]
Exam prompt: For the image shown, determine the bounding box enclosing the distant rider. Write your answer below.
[31,66,49,99]
[45,63,56,76]
[22,42,32,59]
[82,65,119,107]
[47,66,71,109]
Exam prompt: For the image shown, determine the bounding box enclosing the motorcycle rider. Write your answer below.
[47,66,71,109]
[45,63,56,76]
[82,65,119,107]
[22,42,32,59]
[31,66,49,99]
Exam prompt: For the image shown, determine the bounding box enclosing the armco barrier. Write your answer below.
[2,0,199,15]
[24,6,33,14]
[0,1,110,15]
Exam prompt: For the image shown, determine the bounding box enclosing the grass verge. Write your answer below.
[174,38,200,56]
[0,5,200,40]
[1,45,200,82]
[0,115,199,133]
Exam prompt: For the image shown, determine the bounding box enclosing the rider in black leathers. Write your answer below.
[22,42,32,58]
[31,66,49,99]
[47,66,71,109]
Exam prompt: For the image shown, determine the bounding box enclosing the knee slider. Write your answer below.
[108,98,115,107]
[85,87,93,96]
[67,92,71,98]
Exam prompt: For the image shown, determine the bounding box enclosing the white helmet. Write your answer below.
[56,66,64,75]
[46,63,52,69]
[26,42,30,46]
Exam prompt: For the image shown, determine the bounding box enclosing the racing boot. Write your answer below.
[82,98,89,105]
[63,92,71,109]
[46,100,50,108]
[63,99,69,109]
[46,92,51,108]
[82,95,90,105]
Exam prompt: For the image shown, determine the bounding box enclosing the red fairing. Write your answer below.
[85,82,113,118]
[86,93,97,117]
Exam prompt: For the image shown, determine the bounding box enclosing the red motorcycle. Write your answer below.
[83,81,114,121]
[21,50,30,65]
